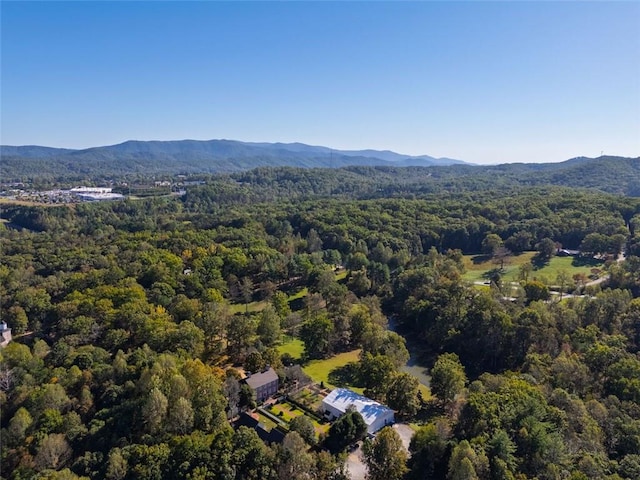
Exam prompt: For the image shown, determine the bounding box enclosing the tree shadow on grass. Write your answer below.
[481,268,503,281]
[571,256,604,268]
[531,254,551,269]
[471,254,492,265]
[327,362,364,389]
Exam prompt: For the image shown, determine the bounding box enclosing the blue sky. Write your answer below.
[2,1,639,164]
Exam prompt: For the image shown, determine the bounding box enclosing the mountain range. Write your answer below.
[1,139,639,197]
[0,139,465,178]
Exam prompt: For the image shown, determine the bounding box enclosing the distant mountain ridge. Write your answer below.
[1,140,639,196]
[0,139,466,179]
[0,145,77,157]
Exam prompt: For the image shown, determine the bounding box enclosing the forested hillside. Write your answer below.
[0,139,462,181]
[2,140,639,197]
[2,170,640,480]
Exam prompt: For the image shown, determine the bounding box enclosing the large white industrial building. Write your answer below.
[70,187,124,201]
[321,388,395,434]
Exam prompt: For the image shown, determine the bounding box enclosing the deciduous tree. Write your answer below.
[363,426,408,480]
[430,353,467,408]
[386,372,421,418]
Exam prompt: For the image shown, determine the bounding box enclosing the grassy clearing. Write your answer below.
[228,300,269,315]
[277,337,305,361]
[531,256,605,284]
[462,252,605,285]
[462,252,535,283]
[303,349,363,392]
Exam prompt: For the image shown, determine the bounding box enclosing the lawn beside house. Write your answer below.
[303,349,363,393]
[268,400,330,435]
[277,337,305,360]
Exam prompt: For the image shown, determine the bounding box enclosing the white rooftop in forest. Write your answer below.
[322,388,394,434]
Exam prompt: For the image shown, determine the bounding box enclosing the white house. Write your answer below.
[321,388,395,434]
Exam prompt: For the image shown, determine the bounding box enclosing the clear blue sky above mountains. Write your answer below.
[2,1,639,165]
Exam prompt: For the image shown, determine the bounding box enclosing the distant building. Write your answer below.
[76,193,125,201]
[244,367,279,402]
[70,186,113,194]
[557,249,580,257]
[322,388,395,434]
[70,186,124,201]
[0,322,12,348]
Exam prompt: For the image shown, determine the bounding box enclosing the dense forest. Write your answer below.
[2,154,640,198]
[1,165,640,480]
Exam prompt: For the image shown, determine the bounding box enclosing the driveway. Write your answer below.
[392,423,414,453]
[345,443,366,480]
[345,424,415,479]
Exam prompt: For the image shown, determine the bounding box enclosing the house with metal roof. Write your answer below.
[321,388,395,434]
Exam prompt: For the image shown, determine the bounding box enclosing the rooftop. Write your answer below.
[323,388,393,427]
[245,367,279,390]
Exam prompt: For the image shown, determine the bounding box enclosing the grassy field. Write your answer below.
[462,252,535,283]
[303,349,363,392]
[278,338,363,391]
[228,300,270,315]
[279,337,431,398]
[462,252,604,285]
[277,337,305,360]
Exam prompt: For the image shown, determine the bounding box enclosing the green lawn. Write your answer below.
[462,252,536,283]
[302,349,363,392]
[268,401,330,435]
[269,402,302,422]
[277,337,305,361]
[287,287,309,303]
[292,388,326,411]
[278,339,363,391]
[228,300,269,315]
[255,411,279,430]
[462,252,604,285]
[529,256,605,285]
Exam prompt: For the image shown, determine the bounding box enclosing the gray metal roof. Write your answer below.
[245,367,279,390]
